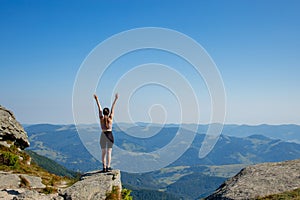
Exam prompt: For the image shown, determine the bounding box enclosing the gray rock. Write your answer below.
[0,188,26,200]
[60,170,122,200]
[19,174,46,189]
[1,189,64,200]
[0,172,20,189]
[0,169,123,200]
[205,159,300,199]
[0,172,45,190]
[10,189,60,200]
[0,106,123,199]
[0,105,29,149]
[0,171,61,200]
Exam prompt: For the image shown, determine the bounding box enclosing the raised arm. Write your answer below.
[93,94,103,119]
[110,93,119,118]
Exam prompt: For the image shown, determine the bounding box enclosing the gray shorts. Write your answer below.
[100,131,114,149]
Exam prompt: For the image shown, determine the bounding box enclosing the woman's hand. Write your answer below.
[94,94,98,100]
[115,93,119,100]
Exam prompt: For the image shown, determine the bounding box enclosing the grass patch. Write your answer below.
[106,186,133,200]
[121,188,133,200]
[2,151,20,169]
[257,188,300,200]
[0,145,78,193]
[106,186,121,200]
[42,186,58,194]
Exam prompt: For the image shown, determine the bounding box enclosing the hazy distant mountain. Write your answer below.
[172,133,300,166]
[220,124,300,143]
[25,124,101,171]
[25,123,300,171]
[24,123,300,199]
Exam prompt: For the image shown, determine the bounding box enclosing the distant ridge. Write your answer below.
[23,123,300,198]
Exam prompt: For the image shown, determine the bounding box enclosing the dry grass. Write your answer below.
[257,188,300,200]
[0,145,77,193]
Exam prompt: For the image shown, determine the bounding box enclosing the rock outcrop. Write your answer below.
[0,106,123,200]
[0,105,30,149]
[0,171,63,200]
[205,159,300,199]
[0,172,46,189]
[60,170,122,200]
[0,170,122,200]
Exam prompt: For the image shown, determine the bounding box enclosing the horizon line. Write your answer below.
[21,122,300,126]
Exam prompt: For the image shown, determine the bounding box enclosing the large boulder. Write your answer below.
[0,105,30,149]
[205,159,300,199]
[60,170,122,200]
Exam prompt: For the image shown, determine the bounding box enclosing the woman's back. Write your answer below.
[101,116,112,131]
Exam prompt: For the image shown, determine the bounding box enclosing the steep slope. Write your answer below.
[0,106,75,199]
[26,124,101,172]
[26,150,78,178]
[0,106,124,200]
[205,159,300,199]
[0,143,75,199]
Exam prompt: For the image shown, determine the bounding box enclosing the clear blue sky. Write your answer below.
[1,0,299,125]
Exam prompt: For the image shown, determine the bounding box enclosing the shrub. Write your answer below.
[2,152,19,169]
[122,188,133,200]
[106,186,133,200]
[106,186,121,200]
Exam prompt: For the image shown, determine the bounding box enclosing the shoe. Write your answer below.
[101,165,107,173]
[100,168,107,173]
[106,167,112,172]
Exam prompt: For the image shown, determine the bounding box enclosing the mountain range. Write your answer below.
[24,123,300,199]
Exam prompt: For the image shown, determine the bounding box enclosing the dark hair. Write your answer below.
[103,107,110,116]
[103,107,110,129]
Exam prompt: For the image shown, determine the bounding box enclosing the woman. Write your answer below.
[94,93,118,172]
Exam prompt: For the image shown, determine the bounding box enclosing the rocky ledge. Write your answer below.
[0,105,29,149]
[60,170,122,200]
[0,171,61,200]
[0,106,122,200]
[0,170,122,200]
[205,159,300,199]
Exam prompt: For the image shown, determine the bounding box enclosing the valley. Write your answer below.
[25,123,300,199]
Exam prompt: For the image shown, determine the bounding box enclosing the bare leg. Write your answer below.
[101,148,107,169]
[107,148,112,168]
